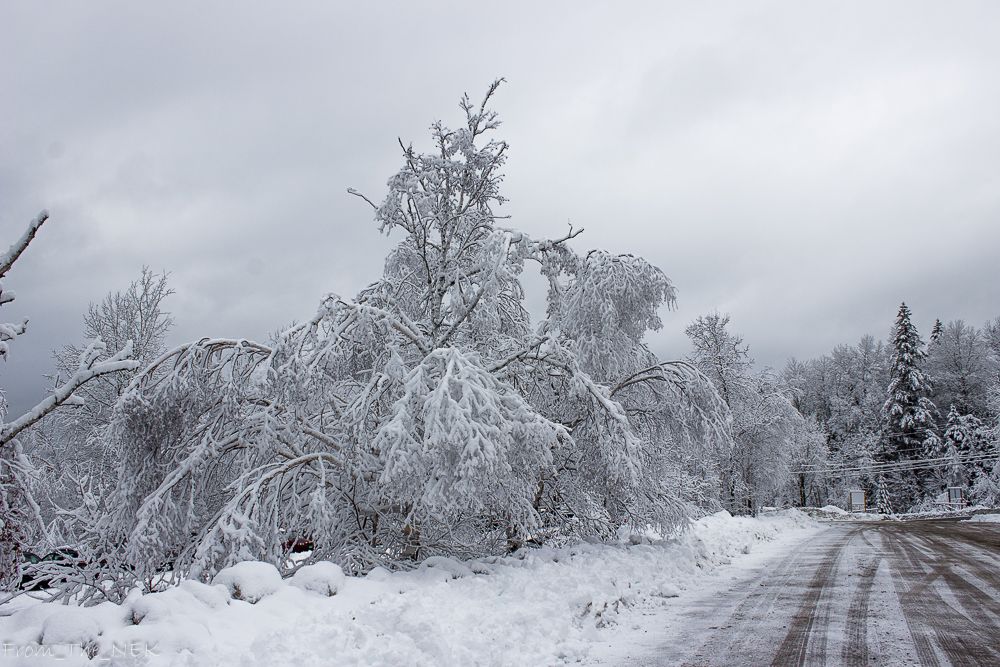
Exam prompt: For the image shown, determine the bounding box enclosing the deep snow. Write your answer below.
[0,510,819,666]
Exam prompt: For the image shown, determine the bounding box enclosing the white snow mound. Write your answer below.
[289,561,346,596]
[212,561,283,603]
[40,606,101,647]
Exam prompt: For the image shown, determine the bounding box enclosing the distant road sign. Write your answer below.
[849,489,866,512]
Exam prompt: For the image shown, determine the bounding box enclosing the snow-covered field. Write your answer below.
[0,510,818,666]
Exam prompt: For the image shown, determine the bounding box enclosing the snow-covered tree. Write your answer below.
[935,405,968,488]
[881,302,939,508]
[970,380,1000,505]
[27,268,174,530]
[788,416,829,507]
[58,83,732,601]
[874,474,893,514]
[0,212,138,591]
[925,320,993,418]
[986,317,1000,366]
[686,313,801,513]
[783,335,889,499]
[930,318,943,345]
[55,268,173,428]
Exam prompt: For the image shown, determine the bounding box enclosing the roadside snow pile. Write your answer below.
[0,510,818,666]
[799,505,868,520]
[799,505,902,521]
[965,513,1000,523]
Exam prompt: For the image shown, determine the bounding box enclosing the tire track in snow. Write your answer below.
[882,523,1000,667]
[621,520,1000,667]
[841,549,879,666]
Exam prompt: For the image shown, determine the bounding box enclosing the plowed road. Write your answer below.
[628,520,1000,666]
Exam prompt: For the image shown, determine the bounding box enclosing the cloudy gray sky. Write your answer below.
[2,1,999,416]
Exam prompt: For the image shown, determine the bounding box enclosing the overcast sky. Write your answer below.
[2,1,999,417]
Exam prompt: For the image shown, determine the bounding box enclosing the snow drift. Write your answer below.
[0,510,816,666]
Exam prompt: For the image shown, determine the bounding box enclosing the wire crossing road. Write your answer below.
[634,520,1000,666]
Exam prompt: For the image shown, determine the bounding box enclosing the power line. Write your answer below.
[797,450,997,471]
[794,453,998,476]
[792,452,1000,477]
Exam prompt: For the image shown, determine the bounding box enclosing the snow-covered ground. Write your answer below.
[0,510,819,666]
[966,512,1000,523]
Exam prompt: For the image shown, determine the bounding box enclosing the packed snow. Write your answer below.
[0,510,818,666]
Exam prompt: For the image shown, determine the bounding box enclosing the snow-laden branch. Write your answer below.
[339,299,431,355]
[0,211,50,361]
[0,340,139,447]
[0,210,48,280]
[122,337,272,396]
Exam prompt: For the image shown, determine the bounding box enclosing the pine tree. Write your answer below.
[874,473,893,515]
[939,405,967,488]
[881,302,939,508]
[930,318,944,345]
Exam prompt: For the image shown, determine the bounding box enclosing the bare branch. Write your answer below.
[346,188,379,210]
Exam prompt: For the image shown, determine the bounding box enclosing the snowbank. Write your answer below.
[965,513,1000,523]
[0,510,818,666]
[800,505,892,521]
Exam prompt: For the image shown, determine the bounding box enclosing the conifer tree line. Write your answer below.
[784,303,1000,511]
[1,84,998,601]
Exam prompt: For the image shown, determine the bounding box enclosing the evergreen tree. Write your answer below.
[881,302,939,508]
[939,405,967,488]
[930,318,944,345]
[874,473,893,514]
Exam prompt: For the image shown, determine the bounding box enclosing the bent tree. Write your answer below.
[73,82,732,601]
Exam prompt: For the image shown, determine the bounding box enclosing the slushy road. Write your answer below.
[630,519,1000,666]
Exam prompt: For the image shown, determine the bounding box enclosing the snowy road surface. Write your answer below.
[606,520,1000,666]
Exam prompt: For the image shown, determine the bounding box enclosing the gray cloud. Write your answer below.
[2,1,999,415]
